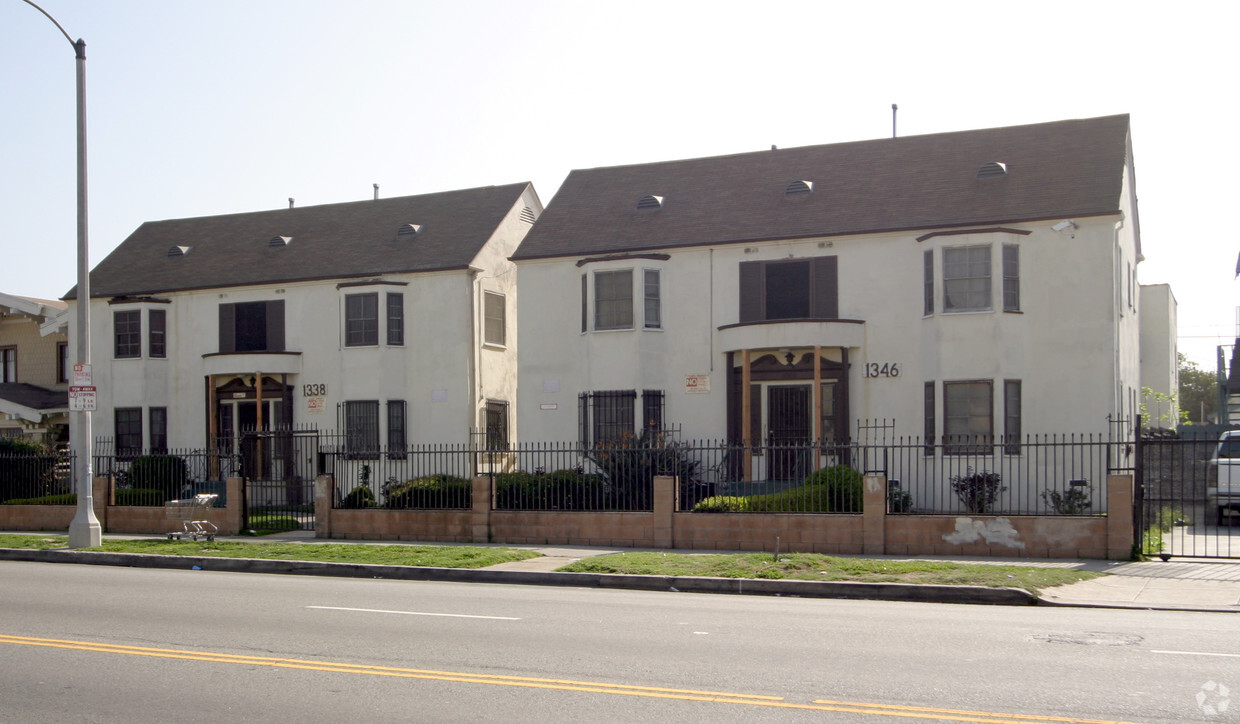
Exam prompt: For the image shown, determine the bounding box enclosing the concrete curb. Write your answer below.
[0,548,1037,606]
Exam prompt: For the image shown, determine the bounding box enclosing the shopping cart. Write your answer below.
[165,493,219,541]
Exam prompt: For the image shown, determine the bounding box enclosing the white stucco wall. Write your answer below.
[517,213,1140,443]
[1139,283,1179,427]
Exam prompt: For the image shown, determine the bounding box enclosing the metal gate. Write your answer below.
[239,428,319,532]
[1137,434,1238,559]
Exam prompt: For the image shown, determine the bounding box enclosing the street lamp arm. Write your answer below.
[20,0,81,54]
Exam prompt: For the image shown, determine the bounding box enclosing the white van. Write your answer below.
[1208,430,1240,526]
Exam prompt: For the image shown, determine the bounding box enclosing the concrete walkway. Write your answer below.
[5,530,1239,611]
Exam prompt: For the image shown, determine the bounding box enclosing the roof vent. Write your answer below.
[976,162,1008,179]
[166,245,192,258]
[268,235,292,248]
[785,180,814,196]
[397,223,422,237]
[636,195,664,211]
[519,206,537,224]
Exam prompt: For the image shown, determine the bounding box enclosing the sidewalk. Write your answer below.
[5,530,1240,611]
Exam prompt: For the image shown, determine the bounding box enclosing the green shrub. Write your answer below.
[383,474,472,509]
[2,493,76,506]
[0,439,57,504]
[889,489,914,514]
[1042,486,1092,515]
[585,430,701,511]
[950,468,1006,514]
[800,465,864,512]
[339,485,375,509]
[115,488,167,506]
[691,495,751,513]
[126,455,189,501]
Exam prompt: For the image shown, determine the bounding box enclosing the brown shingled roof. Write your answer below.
[512,115,1131,261]
[77,183,532,298]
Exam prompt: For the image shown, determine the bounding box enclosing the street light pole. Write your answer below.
[22,0,100,547]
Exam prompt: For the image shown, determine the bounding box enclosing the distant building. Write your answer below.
[0,293,69,445]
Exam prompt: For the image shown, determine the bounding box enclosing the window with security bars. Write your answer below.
[578,390,636,445]
[387,400,406,452]
[343,400,379,458]
[149,407,168,454]
[485,400,509,450]
[641,390,664,433]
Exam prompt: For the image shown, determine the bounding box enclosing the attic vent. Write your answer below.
[166,245,192,258]
[976,162,1008,179]
[397,223,422,237]
[785,180,814,196]
[268,235,292,248]
[636,195,664,210]
[519,206,537,224]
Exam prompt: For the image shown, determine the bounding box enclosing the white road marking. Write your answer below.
[1152,650,1240,659]
[307,606,520,620]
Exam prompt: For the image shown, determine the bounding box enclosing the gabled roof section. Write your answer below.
[0,383,68,422]
[77,183,532,298]
[512,115,1132,260]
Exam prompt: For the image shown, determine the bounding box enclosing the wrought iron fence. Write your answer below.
[884,435,1118,515]
[93,439,239,506]
[0,450,74,504]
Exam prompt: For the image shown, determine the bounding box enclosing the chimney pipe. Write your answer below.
[373,183,379,200]
[288,198,295,209]
[892,103,898,138]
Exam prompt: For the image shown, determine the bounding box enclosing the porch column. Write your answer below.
[206,375,218,479]
[741,349,752,481]
[813,346,822,442]
[255,371,263,473]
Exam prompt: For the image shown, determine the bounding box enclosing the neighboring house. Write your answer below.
[73,183,541,463]
[512,115,1168,474]
[0,293,70,445]
[1138,284,1179,428]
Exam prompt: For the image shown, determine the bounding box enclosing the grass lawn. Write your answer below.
[558,552,1103,594]
[0,534,539,569]
[0,534,1104,593]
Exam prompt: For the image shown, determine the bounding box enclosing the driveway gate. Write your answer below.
[1137,435,1238,559]
[240,428,319,531]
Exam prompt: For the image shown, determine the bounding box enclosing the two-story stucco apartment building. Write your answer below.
[73,183,542,462]
[511,115,1170,478]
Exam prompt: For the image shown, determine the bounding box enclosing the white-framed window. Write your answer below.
[343,400,380,458]
[942,245,991,312]
[643,269,661,330]
[943,379,992,454]
[484,291,506,346]
[1002,245,1020,313]
[387,293,404,346]
[345,293,379,347]
[594,269,634,330]
[114,310,142,359]
[0,346,15,383]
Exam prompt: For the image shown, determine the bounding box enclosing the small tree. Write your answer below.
[1178,353,1218,424]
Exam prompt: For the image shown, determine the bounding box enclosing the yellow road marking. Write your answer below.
[0,634,1144,723]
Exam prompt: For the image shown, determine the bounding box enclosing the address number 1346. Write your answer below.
[864,362,900,378]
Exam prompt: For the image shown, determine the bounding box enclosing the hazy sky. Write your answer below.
[2,0,1235,367]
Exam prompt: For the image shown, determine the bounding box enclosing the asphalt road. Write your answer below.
[2,561,1237,723]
